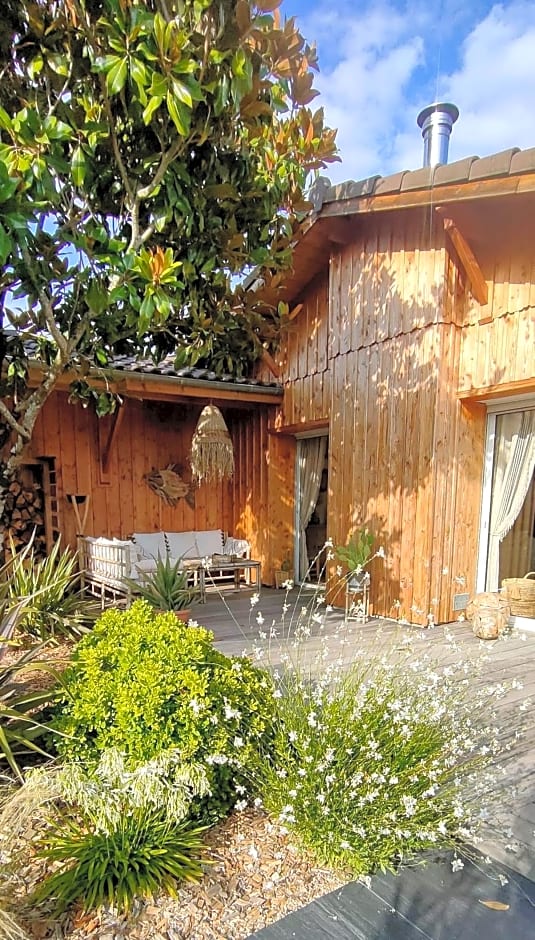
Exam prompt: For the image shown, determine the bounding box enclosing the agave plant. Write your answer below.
[7,537,98,642]
[125,556,199,612]
[0,642,62,779]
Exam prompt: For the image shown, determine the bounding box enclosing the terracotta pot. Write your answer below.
[174,608,191,624]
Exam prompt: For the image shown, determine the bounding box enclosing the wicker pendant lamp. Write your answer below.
[190,404,234,484]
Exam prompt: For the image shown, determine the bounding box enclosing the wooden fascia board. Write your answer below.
[319,172,535,219]
[28,363,282,406]
[121,374,282,405]
[438,212,488,305]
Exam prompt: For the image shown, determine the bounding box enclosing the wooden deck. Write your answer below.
[194,585,535,882]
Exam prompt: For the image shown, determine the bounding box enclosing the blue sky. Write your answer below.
[281,0,535,183]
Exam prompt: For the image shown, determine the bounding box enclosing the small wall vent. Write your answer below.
[453,592,470,612]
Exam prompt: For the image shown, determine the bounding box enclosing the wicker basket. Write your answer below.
[502,572,535,617]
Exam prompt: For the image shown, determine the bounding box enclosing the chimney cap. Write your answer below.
[417,102,459,128]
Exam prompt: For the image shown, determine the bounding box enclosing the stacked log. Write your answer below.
[4,477,47,556]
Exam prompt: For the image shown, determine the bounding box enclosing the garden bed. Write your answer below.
[19,809,349,940]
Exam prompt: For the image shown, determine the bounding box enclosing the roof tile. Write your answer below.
[433,155,478,185]
[325,176,381,202]
[374,171,408,195]
[400,166,435,191]
[468,148,520,180]
[509,147,535,175]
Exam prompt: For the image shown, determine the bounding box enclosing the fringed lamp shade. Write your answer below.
[190,404,234,484]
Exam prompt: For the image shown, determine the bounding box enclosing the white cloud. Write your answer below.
[442,2,535,161]
[298,1,535,184]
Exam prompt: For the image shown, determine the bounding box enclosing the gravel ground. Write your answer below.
[18,809,350,940]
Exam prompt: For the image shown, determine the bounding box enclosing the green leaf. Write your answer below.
[71,146,86,187]
[0,223,12,264]
[148,72,168,99]
[142,96,163,124]
[0,105,13,132]
[86,282,108,315]
[105,56,128,96]
[170,78,192,108]
[166,93,191,136]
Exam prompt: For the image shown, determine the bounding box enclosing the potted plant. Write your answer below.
[274,556,294,590]
[336,529,374,592]
[125,556,198,622]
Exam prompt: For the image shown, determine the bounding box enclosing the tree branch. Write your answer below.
[19,243,69,357]
[0,398,31,440]
[137,141,182,201]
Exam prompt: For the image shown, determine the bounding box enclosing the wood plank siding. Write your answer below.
[27,395,238,550]
[267,200,535,625]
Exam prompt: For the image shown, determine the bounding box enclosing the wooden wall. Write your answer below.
[269,201,535,624]
[27,394,235,549]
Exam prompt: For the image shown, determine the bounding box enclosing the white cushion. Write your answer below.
[165,531,198,559]
[194,529,224,557]
[132,532,167,560]
[223,537,250,558]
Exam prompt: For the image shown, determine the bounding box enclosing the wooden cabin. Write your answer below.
[16,146,535,626]
[254,146,535,626]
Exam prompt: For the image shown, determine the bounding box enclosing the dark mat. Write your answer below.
[248,853,535,940]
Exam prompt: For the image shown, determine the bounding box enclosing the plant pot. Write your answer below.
[466,593,510,639]
[275,570,294,589]
[347,570,370,593]
[174,608,191,624]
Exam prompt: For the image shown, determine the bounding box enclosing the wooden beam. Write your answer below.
[438,212,488,305]
[101,402,126,474]
[261,348,281,379]
[288,303,303,321]
[268,418,329,436]
[326,218,356,246]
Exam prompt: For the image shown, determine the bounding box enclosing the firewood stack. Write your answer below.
[4,476,47,556]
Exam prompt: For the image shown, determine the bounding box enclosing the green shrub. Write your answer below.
[7,538,98,642]
[52,600,274,820]
[34,810,207,913]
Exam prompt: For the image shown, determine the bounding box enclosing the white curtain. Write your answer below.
[298,436,327,580]
[487,410,535,590]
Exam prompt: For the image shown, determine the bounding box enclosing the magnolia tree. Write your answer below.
[0,0,337,531]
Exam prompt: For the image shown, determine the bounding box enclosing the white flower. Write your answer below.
[451,857,464,872]
[233,736,244,748]
[250,593,260,608]
[273,689,282,699]
[256,612,265,625]
[235,799,248,811]
[307,712,317,728]
[189,699,201,715]
[340,840,351,850]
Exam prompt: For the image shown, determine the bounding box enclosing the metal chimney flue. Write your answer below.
[417,102,459,167]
